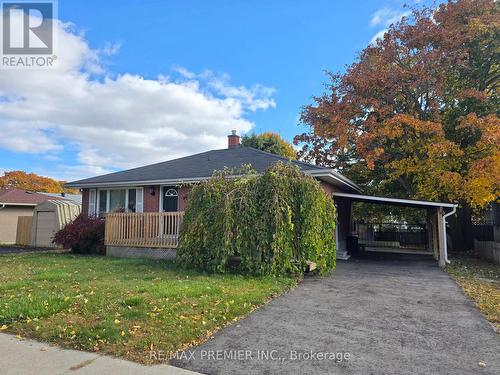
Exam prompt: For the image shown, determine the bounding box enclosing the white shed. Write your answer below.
[31,200,81,248]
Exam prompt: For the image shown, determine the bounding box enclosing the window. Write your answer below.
[162,186,178,212]
[128,189,137,212]
[109,189,126,212]
[98,190,107,215]
[88,189,96,216]
[96,188,143,215]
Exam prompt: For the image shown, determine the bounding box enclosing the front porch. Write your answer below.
[104,211,185,249]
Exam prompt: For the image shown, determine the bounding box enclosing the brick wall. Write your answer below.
[81,189,89,217]
[178,186,191,211]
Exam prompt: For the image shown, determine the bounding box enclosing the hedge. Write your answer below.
[176,162,337,275]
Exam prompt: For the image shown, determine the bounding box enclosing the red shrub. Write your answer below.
[53,215,105,255]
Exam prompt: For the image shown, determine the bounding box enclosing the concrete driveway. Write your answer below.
[174,256,500,375]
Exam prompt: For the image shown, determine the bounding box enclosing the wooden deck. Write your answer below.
[104,211,184,248]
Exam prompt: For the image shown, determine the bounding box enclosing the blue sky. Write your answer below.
[0,0,434,181]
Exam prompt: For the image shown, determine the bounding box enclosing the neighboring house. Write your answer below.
[0,188,63,244]
[67,132,457,266]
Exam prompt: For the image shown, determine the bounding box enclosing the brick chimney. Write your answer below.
[227,130,240,148]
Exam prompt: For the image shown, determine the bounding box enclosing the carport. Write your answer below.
[332,192,457,267]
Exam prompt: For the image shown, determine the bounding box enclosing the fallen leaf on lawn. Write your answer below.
[0,325,8,330]
[478,362,486,368]
[114,319,121,324]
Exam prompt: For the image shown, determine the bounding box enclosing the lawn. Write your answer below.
[446,256,500,331]
[0,253,297,363]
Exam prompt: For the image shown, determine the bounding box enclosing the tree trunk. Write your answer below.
[448,206,474,253]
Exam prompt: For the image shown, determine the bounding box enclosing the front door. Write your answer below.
[162,186,179,212]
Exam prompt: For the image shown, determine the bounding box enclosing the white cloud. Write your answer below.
[370,7,409,28]
[99,42,121,57]
[369,7,410,43]
[0,16,276,180]
[172,68,277,112]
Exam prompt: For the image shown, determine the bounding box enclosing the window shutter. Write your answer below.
[88,189,97,216]
[136,188,144,212]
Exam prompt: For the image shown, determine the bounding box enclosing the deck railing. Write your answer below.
[104,211,185,248]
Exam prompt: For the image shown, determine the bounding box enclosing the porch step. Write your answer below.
[336,250,351,260]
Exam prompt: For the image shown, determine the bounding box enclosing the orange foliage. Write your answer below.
[0,171,77,194]
[296,0,500,211]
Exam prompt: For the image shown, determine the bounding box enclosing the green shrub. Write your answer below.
[176,162,336,276]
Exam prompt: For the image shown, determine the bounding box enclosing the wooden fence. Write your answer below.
[104,211,185,248]
[16,216,33,246]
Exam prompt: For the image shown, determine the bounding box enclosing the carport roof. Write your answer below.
[332,192,457,209]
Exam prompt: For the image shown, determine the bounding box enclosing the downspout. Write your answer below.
[0,204,5,211]
[442,205,457,265]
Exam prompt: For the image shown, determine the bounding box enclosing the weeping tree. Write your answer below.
[176,162,337,276]
[295,0,499,250]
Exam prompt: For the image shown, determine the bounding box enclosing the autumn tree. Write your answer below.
[242,132,297,159]
[295,0,499,250]
[0,171,77,194]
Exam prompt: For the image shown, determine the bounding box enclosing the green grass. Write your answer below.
[446,256,500,331]
[0,253,297,363]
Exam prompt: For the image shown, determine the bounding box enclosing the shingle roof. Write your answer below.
[67,147,327,187]
[0,188,66,206]
[39,192,82,204]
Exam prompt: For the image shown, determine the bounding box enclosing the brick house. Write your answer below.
[67,132,457,265]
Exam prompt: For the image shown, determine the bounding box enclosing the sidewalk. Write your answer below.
[1,333,202,375]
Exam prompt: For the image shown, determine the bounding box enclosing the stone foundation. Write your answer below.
[106,246,176,260]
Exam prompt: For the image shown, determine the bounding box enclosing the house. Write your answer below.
[66,131,457,266]
[0,188,65,244]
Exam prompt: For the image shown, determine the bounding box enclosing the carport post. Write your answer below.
[437,207,446,268]
[427,208,438,261]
